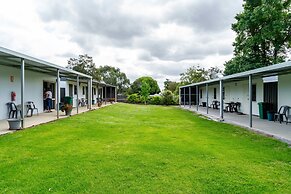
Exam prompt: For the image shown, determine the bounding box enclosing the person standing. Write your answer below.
[45,88,53,112]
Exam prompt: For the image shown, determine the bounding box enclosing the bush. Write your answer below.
[148,96,162,105]
[127,93,141,104]
[173,95,179,105]
[161,90,175,105]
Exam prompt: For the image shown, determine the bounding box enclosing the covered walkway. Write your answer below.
[0,103,115,136]
[181,105,291,145]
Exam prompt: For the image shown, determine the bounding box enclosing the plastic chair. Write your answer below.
[6,102,22,119]
[274,106,289,124]
[26,101,39,117]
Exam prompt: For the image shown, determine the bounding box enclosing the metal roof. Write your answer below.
[0,46,92,79]
[64,77,116,88]
[180,61,291,88]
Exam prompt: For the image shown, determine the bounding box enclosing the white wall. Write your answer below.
[278,74,291,107]
[60,80,102,107]
[198,78,263,116]
[199,85,220,105]
[0,66,56,120]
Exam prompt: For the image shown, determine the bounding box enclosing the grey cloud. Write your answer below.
[137,37,233,62]
[167,0,242,32]
[37,0,157,47]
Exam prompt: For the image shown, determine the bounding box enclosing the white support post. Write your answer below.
[189,86,191,108]
[20,59,25,128]
[76,75,79,114]
[88,78,92,109]
[249,75,253,128]
[206,83,209,114]
[56,69,60,119]
[219,80,224,121]
[196,86,199,111]
[96,84,99,100]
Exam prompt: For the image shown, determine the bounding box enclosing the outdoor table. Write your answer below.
[212,100,220,109]
[225,102,235,112]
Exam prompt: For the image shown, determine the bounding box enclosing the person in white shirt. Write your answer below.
[45,88,53,112]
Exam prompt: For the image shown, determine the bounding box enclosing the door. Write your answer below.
[43,81,56,110]
[60,88,66,103]
[264,82,278,112]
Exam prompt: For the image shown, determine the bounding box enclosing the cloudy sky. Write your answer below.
[0,0,243,88]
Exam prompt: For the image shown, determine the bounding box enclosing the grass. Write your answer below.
[0,103,290,193]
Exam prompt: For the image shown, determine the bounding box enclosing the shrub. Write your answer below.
[173,95,179,105]
[161,90,175,105]
[127,93,141,104]
[148,96,162,105]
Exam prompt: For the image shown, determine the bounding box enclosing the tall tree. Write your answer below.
[67,54,97,76]
[140,80,150,105]
[224,0,291,75]
[96,66,130,94]
[164,79,179,93]
[68,56,130,94]
[130,76,160,95]
[180,65,208,85]
[207,66,223,79]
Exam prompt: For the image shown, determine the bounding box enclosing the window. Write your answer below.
[252,84,256,101]
[93,88,96,95]
[74,85,77,95]
[214,88,217,99]
[200,89,202,98]
[83,86,85,95]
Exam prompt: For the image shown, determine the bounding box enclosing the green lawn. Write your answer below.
[0,104,290,193]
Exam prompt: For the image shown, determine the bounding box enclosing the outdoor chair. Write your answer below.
[234,102,241,113]
[26,101,39,117]
[6,102,22,119]
[211,100,220,109]
[274,105,290,124]
[225,102,235,112]
[79,98,87,107]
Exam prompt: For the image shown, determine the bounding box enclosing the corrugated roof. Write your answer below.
[0,46,92,78]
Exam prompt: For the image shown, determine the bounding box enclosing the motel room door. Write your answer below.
[43,81,56,110]
[60,88,66,103]
[264,82,278,112]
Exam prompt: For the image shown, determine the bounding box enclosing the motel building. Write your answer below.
[179,61,291,144]
[0,47,116,133]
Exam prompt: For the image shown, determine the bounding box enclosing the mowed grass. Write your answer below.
[0,104,290,193]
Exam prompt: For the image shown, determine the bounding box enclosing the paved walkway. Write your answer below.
[180,105,291,145]
[0,103,114,136]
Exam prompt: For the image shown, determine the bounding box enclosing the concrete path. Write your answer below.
[0,103,114,136]
[180,105,291,145]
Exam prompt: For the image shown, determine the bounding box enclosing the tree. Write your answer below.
[180,65,208,85]
[161,90,175,105]
[140,80,150,105]
[68,55,130,94]
[130,76,160,95]
[67,54,97,76]
[164,79,179,93]
[207,66,223,79]
[224,0,291,75]
[96,66,130,94]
